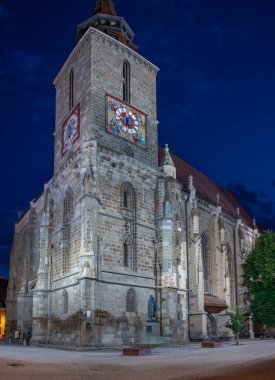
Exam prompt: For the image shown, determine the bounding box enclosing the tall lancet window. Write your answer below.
[63,188,73,273]
[123,189,130,208]
[201,232,211,293]
[123,60,130,103]
[69,68,74,110]
[121,183,136,270]
[62,290,68,314]
[126,289,136,312]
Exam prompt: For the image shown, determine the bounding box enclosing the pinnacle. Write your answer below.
[93,0,117,16]
[160,144,175,167]
[188,174,194,187]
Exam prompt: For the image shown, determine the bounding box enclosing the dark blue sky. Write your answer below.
[1,0,275,278]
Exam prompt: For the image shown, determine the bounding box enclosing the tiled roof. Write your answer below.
[204,294,228,313]
[159,148,254,228]
[204,294,228,308]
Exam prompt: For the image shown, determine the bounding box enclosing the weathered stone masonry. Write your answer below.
[6,1,258,346]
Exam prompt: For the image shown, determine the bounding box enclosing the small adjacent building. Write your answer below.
[0,278,8,339]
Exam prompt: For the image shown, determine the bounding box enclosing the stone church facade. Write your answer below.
[6,1,258,346]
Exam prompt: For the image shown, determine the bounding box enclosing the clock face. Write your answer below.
[106,95,146,148]
[115,108,139,134]
[64,114,78,141]
[62,103,80,156]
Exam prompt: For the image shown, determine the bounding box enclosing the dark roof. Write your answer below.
[0,279,8,307]
[159,148,254,228]
[204,294,228,314]
[77,0,138,50]
[93,0,117,16]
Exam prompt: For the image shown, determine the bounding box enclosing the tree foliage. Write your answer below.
[224,306,245,344]
[244,232,275,326]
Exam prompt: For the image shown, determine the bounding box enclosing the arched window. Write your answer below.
[126,289,136,312]
[64,188,73,222]
[121,183,136,270]
[123,60,130,103]
[69,68,74,110]
[201,232,211,293]
[123,190,130,208]
[62,290,68,314]
[63,188,73,273]
[122,184,134,210]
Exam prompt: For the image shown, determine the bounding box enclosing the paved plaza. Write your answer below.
[0,340,274,379]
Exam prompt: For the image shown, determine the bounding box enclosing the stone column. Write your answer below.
[187,191,207,340]
[77,141,101,345]
[158,178,178,339]
[32,187,52,343]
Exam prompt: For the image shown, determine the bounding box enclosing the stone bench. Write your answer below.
[201,341,222,348]
[123,347,151,356]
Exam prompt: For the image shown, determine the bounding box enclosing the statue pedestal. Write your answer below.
[146,320,159,335]
[138,320,163,345]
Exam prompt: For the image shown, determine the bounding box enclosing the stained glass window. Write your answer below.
[126,289,136,312]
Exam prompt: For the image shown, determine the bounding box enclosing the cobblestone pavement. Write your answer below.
[0,340,274,379]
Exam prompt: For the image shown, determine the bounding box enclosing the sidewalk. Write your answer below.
[0,339,274,379]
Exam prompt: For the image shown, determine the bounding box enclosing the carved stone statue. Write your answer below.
[148,295,157,320]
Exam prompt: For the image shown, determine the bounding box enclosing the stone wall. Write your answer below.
[5,24,258,347]
[186,180,257,340]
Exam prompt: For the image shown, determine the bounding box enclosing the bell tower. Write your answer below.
[53,0,159,173]
[77,0,138,50]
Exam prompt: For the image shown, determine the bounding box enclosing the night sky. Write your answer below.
[1,0,275,278]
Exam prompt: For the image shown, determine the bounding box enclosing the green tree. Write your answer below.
[225,306,245,345]
[244,232,275,327]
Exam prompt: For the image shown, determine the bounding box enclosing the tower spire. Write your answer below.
[77,1,138,50]
[93,0,117,17]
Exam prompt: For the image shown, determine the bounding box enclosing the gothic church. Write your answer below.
[6,0,258,346]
